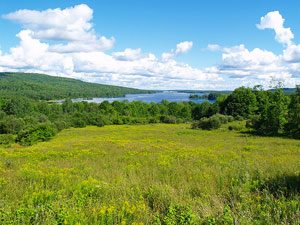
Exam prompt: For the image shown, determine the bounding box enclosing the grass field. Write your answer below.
[0,123,300,224]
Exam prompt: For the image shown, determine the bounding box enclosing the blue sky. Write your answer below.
[0,0,300,90]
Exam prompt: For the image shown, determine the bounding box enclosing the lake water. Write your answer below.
[66,92,215,104]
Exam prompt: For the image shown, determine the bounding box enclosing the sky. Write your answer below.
[0,0,300,90]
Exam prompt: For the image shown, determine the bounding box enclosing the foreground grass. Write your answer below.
[0,123,300,224]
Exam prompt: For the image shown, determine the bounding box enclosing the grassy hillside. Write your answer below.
[0,72,154,100]
[0,123,300,224]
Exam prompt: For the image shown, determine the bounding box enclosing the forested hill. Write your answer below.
[0,72,154,100]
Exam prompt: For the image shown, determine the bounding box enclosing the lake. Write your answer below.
[63,92,215,104]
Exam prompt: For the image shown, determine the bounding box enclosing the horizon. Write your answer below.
[0,1,300,90]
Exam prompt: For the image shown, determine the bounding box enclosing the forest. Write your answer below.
[0,83,299,146]
[0,72,154,100]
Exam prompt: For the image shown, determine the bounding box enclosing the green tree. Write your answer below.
[222,87,257,118]
[250,82,289,135]
[285,85,300,137]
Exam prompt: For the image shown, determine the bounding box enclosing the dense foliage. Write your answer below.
[190,85,300,138]
[0,72,154,100]
[0,96,198,145]
[0,82,299,146]
[189,92,221,100]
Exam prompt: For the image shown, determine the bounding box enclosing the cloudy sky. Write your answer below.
[0,0,300,90]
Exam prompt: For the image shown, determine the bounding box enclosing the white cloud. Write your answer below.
[112,48,147,61]
[1,6,300,90]
[3,4,114,53]
[206,44,222,51]
[0,18,220,89]
[257,11,294,46]
[282,44,300,63]
[175,41,193,54]
[162,41,193,60]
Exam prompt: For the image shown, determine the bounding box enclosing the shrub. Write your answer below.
[160,115,177,124]
[228,123,245,131]
[191,120,200,129]
[16,123,57,146]
[198,116,221,130]
[131,117,148,124]
[72,119,86,128]
[227,115,235,122]
[235,115,244,121]
[148,116,160,124]
[53,120,70,131]
[214,113,228,124]
[0,134,15,146]
[112,116,123,125]
[0,116,25,134]
[246,115,261,130]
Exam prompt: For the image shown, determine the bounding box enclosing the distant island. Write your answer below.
[189,92,221,100]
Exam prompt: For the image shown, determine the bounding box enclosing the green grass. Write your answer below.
[0,123,300,224]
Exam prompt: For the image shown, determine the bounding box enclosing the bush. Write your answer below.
[191,120,200,129]
[197,116,221,130]
[0,116,25,134]
[160,115,177,124]
[214,113,228,124]
[246,115,260,130]
[72,119,86,128]
[53,120,70,131]
[131,117,148,124]
[16,123,57,146]
[227,115,235,122]
[235,115,244,121]
[148,116,160,124]
[228,123,245,131]
[112,116,123,125]
[0,134,15,146]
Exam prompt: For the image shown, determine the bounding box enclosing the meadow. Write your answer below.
[0,123,300,224]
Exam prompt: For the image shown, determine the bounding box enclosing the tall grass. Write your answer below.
[0,123,300,224]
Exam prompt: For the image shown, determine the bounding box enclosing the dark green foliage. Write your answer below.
[71,113,87,128]
[160,115,177,124]
[53,120,70,132]
[200,116,221,130]
[0,81,299,146]
[0,116,25,134]
[221,87,257,118]
[285,86,300,137]
[195,116,222,130]
[1,97,34,117]
[192,114,232,130]
[191,101,217,120]
[0,134,15,146]
[246,115,261,130]
[247,85,289,135]
[16,123,57,146]
[0,72,154,100]
[189,92,221,100]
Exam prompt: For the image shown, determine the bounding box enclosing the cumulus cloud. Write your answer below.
[0,5,220,90]
[175,41,193,54]
[3,4,115,52]
[1,6,300,90]
[162,41,193,60]
[112,48,154,61]
[257,11,294,46]
[282,44,300,63]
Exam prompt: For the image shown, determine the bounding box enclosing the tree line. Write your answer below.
[0,84,299,146]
